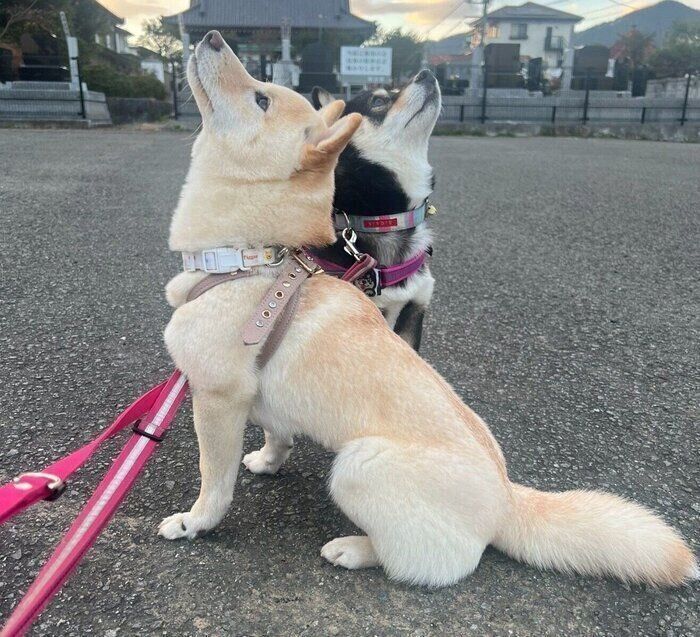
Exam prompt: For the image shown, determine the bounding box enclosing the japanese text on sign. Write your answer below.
[340,47,392,77]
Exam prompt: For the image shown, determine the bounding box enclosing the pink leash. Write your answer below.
[0,371,188,637]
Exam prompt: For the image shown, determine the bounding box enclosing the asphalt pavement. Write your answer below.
[0,130,698,636]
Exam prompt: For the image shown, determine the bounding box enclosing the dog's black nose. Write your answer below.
[415,69,435,84]
[205,30,225,52]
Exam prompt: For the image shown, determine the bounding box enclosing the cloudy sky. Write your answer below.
[102,0,700,39]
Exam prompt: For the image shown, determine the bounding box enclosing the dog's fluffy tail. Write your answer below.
[493,484,698,586]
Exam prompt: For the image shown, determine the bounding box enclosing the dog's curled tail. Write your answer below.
[493,484,698,586]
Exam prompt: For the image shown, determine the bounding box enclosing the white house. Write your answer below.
[470,2,582,69]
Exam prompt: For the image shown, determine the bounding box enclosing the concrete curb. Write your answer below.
[0,118,111,129]
[434,121,700,142]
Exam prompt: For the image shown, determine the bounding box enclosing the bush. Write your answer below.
[106,97,172,124]
[82,64,166,100]
[648,45,700,78]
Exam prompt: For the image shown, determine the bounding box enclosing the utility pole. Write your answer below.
[480,0,490,47]
[467,0,490,95]
[467,0,490,47]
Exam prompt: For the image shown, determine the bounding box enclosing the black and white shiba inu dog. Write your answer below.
[310,70,441,351]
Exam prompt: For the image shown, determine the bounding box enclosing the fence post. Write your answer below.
[74,56,86,119]
[459,104,464,122]
[170,58,179,120]
[551,105,556,123]
[480,65,488,124]
[679,72,691,126]
[582,68,590,124]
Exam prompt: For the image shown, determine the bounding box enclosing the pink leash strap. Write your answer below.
[0,381,167,525]
[1,371,188,637]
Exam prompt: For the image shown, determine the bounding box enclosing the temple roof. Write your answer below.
[167,0,373,31]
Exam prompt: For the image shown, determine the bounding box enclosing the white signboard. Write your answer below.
[340,46,392,83]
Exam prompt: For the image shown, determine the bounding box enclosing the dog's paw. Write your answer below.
[321,536,379,570]
[158,512,208,540]
[242,449,284,475]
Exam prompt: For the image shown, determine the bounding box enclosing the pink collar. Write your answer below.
[333,201,429,234]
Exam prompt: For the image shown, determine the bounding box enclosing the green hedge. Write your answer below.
[82,64,166,100]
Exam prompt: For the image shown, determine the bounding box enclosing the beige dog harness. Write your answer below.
[184,249,322,366]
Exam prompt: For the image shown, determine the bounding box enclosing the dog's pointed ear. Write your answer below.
[316,112,362,156]
[311,86,334,110]
[318,99,345,127]
[300,113,362,172]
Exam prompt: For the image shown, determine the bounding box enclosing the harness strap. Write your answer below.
[185,270,255,303]
[378,251,426,287]
[312,251,426,290]
[241,251,320,346]
[257,290,301,368]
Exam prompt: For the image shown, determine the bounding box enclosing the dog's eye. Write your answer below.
[371,95,388,108]
[255,92,270,112]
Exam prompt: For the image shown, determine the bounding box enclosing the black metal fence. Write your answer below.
[440,73,699,126]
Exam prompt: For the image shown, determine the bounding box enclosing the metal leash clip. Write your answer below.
[341,213,363,262]
[12,472,66,500]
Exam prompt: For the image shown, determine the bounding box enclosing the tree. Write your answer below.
[612,26,655,69]
[647,20,700,77]
[666,20,700,47]
[137,17,182,61]
[0,0,63,44]
[371,28,424,83]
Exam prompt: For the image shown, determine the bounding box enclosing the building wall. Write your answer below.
[480,21,575,69]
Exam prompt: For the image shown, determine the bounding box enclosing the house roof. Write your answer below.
[476,2,582,24]
[94,0,124,25]
[166,0,373,31]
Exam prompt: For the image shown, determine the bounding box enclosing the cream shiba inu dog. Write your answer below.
[160,31,698,588]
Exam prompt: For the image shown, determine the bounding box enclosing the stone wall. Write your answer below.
[0,84,111,124]
[646,77,700,100]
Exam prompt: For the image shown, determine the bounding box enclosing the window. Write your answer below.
[510,23,528,40]
[487,24,499,38]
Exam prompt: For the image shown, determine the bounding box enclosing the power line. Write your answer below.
[423,1,467,38]
[604,0,640,8]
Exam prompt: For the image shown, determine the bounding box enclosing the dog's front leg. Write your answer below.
[159,388,252,540]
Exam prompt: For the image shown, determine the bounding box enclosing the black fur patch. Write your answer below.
[334,144,409,216]
[343,89,398,125]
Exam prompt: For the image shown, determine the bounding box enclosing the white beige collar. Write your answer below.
[181,246,282,273]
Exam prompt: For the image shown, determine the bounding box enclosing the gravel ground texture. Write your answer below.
[0,130,698,637]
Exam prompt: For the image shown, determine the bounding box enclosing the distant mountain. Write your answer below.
[426,32,470,57]
[573,0,700,47]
